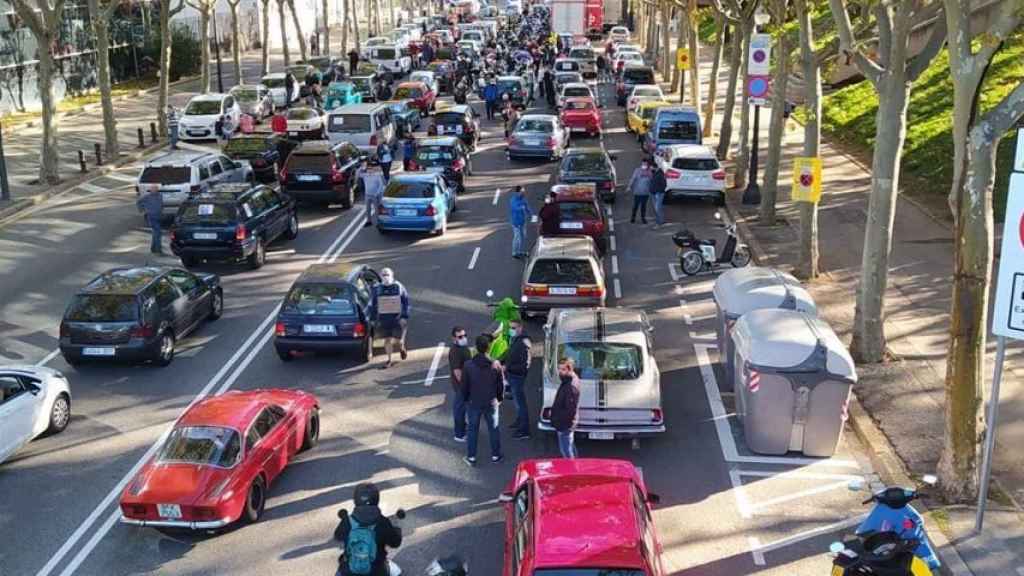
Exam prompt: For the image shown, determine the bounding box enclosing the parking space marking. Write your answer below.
[749,480,853,512]
[424,343,448,387]
[738,470,863,482]
[401,374,449,385]
[77,182,109,194]
[492,187,501,205]
[609,236,616,251]
[468,247,481,270]
[749,514,867,560]
[729,469,754,519]
[104,172,137,183]
[749,537,766,566]
[613,278,622,299]
[689,331,715,342]
[668,261,680,281]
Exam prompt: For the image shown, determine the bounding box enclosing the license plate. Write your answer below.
[297,175,320,182]
[288,131,299,136]
[525,139,541,146]
[549,286,577,295]
[82,347,115,356]
[456,126,464,134]
[831,566,844,576]
[192,232,217,240]
[588,431,614,440]
[396,208,418,217]
[427,166,446,173]
[570,127,587,132]
[560,221,584,230]
[303,324,336,334]
[157,504,182,519]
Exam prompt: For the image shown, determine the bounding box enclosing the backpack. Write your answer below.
[346,517,378,575]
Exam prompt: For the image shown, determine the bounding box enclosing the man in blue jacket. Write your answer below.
[483,79,499,120]
[370,267,410,368]
[508,185,532,259]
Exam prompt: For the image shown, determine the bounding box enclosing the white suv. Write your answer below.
[178,93,241,141]
[136,150,254,219]
[655,144,726,206]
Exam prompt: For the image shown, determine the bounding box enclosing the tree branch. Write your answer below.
[907,6,946,82]
[973,0,1023,67]
[708,0,741,24]
[828,0,884,83]
[9,0,46,36]
[977,79,1024,142]
[875,2,892,69]
[170,0,187,16]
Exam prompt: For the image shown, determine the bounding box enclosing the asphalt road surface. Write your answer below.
[0,76,883,576]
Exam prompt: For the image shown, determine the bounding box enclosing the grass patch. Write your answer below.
[928,507,953,540]
[1,75,158,128]
[816,32,1024,221]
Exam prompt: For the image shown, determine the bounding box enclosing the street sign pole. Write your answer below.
[742,31,771,205]
[742,103,761,204]
[976,335,1007,532]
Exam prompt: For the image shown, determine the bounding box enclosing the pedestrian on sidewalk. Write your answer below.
[503,319,532,440]
[166,105,180,149]
[360,160,385,227]
[369,267,410,369]
[508,185,532,258]
[136,188,164,255]
[627,159,653,224]
[538,190,561,236]
[448,326,472,442]
[462,334,504,466]
[650,162,667,228]
[376,141,393,182]
[551,357,581,458]
[348,48,360,76]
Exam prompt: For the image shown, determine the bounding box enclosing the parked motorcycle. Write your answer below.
[672,212,751,276]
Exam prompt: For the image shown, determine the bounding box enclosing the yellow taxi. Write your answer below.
[628,100,671,139]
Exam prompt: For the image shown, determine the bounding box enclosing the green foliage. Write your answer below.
[697,8,719,45]
[168,25,202,81]
[815,32,1024,220]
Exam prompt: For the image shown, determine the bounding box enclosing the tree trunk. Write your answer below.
[851,71,910,363]
[92,11,119,160]
[341,0,350,53]
[672,8,685,94]
[199,6,211,92]
[278,0,291,66]
[261,0,271,74]
[661,3,671,77]
[287,0,309,61]
[794,0,819,279]
[323,0,330,55]
[733,18,753,190]
[716,22,742,160]
[703,14,724,138]
[686,0,699,108]
[36,36,60,184]
[158,1,173,135]
[229,3,242,84]
[759,32,789,224]
[353,0,361,51]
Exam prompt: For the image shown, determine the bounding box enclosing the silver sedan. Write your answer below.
[230,84,275,123]
[506,114,570,161]
[0,365,71,464]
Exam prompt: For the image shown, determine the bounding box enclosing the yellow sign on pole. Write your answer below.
[676,48,691,70]
[791,157,823,203]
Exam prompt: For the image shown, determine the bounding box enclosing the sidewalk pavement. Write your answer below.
[674,37,1024,576]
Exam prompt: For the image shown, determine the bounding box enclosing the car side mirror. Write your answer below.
[847,478,865,492]
[498,492,514,503]
[646,492,661,505]
[27,384,41,396]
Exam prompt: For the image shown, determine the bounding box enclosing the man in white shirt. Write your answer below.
[359,161,386,227]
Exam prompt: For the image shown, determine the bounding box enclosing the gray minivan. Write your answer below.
[325,103,397,159]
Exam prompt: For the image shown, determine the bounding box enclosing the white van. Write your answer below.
[369,44,412,75]
[326,103,397,159]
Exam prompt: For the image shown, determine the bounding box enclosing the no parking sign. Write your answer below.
[791,157,822,203]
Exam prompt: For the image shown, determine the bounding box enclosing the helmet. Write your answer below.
[353,482,380,506]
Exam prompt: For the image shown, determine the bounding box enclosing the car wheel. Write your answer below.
[284,214,299,239]
[63,354,82,367]
[681,251,704,276]
[208,289,224,320]
[47,393,71,434]
[248,239,266,269]
[731,247,752,268]
[301,408,320,451]
[341,185,354,210]
[243,477,266,523]
[155,331,175,367]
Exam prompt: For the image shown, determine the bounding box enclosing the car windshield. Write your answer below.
[411,74,431,84]
[351,77,373,89]
[263,77,286,88]
[673,156,719,171]
[65,294,138,322]
[394,86,421,99]
[384,180,437,199]
[516,119,553,133]
[388,102,407,113]
[528,258,596,284]
[224,137,271,155]
[563,154,607,173]
[288,153,333,171]
[624,69,655,83]
[185,100,222,115]
[534,569,645,576]
[435,112,465,125]
[556,73,582,85]
[498,79,522,91]
[375,48,397,60]
[139,165,190,185]
[558,342,643,380]
[658,119,699,141]
[328,114,371,132]
[555,61,579,71]
[558,201,598,220]
[633,86,661,97]
[232,89,258,101]
[178,202,237,225]
[288,108,319,120]
[416,145,455,164]
[283,283,356,315]
[569,48,595,60]
[564,87,590,98]
[158,426,242,467]
[565,100,594,111]
[640,106,662,120]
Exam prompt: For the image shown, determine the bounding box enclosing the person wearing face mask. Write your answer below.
[369,268,410,368]
[502,318,532,440]
[550,357,581,458]
[538,190,560,236]
[627,159,653,225]
[447,326,472,442]
[461,334,504,466]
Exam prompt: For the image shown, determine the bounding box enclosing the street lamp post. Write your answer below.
[742,7,771,205]
[212,6,225,92]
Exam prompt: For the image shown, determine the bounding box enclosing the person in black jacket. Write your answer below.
[650,162,668,229]
[461,335,504,466]
[448,326,472,442]
[334,483,403,576]
[550,357,581,458]
[504,319,532,439]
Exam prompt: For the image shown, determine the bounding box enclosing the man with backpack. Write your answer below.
[334,483,403,576]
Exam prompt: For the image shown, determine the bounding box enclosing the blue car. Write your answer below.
[377,173,456,235]
[273,262,382,362]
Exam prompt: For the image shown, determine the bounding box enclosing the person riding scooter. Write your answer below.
[335,483,403,576]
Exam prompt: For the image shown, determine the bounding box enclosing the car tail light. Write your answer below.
[424,205,437,216]
[369,134,378,146]
[331,166,345,183]
[169,229,177,243]
[593,221,604,233]
[189,184,203,195]
[599,180,614,190]
[252,158,266,167]
[377,204,388,215]
[652,408,663,423]
[712,170,726,181]
[130,324,155,338]
[353,322,367,338]
[452,158,465,171]
[408,160,420,171]
[547,137,557,148]
[523,284,549,296]
[275,322,286,337]
[192,507,217,520]
[59,322,69,338]
[235,224,248,241]
[541,407,551,421]
[666,169,681,179]
[279,167,288,182]
[578,285,604,297]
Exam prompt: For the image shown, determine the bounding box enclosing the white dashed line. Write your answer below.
[492,187,501,205]
[609,236,616,251]
[423,342,448,387]
[468,247,481,270]
[613,278,622,299]
[608,218,615,232]
[611,255,619,275]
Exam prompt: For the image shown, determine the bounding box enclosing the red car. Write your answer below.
[393,81,436,115]
[559,96,602,138]
[548,183,608,253]
[119,389,320,530]
[501,458,667,576]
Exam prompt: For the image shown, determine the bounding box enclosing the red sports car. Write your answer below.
[500,458,667,576]
[119,389,320,530]
[560,96,603,138]
[394,81,437,115]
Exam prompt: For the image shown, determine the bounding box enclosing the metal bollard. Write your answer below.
[94,143,103,166]
[150,122,158,143]
[78,150,87,173]
[137,127,145,148]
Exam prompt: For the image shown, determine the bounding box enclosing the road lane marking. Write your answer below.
[668,261,680,281]
[402,374,449,385]
[35,349,60,367]
[77,182,108,194]
[424,342,447,387]
[492,187,501,205]
[609,236,616,251]
[749,514,867,558]
[608,218,614,232]
[613,278,622,299]
[611,255,619,275]
[35,206,367,576]
[468,246,481,270]
[104,172,137,183]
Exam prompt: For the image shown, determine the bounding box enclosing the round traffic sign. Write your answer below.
[1019,211,1024,248]
[749,77,769,97]
[752,49,767,63]
[800,173,814,187]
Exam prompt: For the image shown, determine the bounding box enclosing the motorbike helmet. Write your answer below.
[354,482,380,507]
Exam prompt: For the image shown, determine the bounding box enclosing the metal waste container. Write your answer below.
[713,266,817,386]
[730,309,855,457]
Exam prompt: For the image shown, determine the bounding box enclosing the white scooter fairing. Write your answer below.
[389,559,402,576]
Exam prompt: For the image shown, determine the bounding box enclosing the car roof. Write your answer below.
[623,63,654,71]
[293,140,338,154]
[562,82,590,89]
[331,102,388,114]
[665,144,716,159]
[631,84,662,92]
[262,72,288,79]
[417,136,461,146]
[519,114,557,121]
[565,146,606,156]
[655,105,700,117]
[637,100,671,110]
[437,104,471,114]
[145,149,216,166]
[296,262,363,283]
[554,307,648,345]
[178,392,266,429]
[397,81,427,88]
[534,235,597,259]
[563,96,594,104]
[190,93,227,102]
[81,266,172,295]
[392,172,440,183]
[231,84,263,91]
[497,75,523,81]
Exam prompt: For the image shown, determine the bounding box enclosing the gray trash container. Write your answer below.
[730,308,855,457]
[712,266,817,386]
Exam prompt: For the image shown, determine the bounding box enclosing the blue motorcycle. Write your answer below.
[844,475,941,572]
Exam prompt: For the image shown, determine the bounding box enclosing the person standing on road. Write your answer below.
[551,357,581,458]
[504,319,532,440]
[627,159,653,224]
[483,79,499,120]
[136,187,164,255]
[166,105,180,149]
[348,48,360,76]
[369,267,410,369]
[650,161,667,229]
[508,185,532,258]
[334,483,403,576]
[402,134,417,171]
[377,142,393,182]
[360,161,385,227]
[538,190,561,236]
[462,334,504,466]
[542,67,555,108]
[448,326,472,442]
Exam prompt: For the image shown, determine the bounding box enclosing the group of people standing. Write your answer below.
[627,157,668,227]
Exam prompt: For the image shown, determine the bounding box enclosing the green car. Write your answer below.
[324,81,362,110]
[385,99,421,136]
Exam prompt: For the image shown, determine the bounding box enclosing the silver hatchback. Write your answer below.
[507,114,569,161]
[521,235,606,316]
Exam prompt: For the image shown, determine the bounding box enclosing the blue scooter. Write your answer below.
[842,475,941,571]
